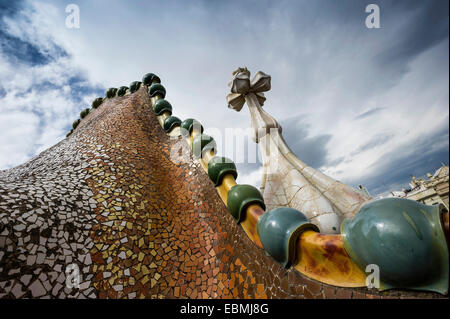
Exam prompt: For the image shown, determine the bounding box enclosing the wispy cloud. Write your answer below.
[350,132,393,156]
[0,0,103,168]
[354,107,386,120]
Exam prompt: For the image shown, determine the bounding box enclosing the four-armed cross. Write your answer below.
[227,67,281,143]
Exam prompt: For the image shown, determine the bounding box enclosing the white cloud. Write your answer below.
[236,166,263,189]
[0,1,102,169]
[0,111,40,168]
[322,38,449,183]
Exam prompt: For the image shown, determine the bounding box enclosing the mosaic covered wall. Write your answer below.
[0,87,444,299]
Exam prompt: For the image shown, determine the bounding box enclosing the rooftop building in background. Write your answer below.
[390,165,449,211]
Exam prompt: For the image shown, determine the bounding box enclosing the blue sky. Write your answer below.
[0,0,448,196]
